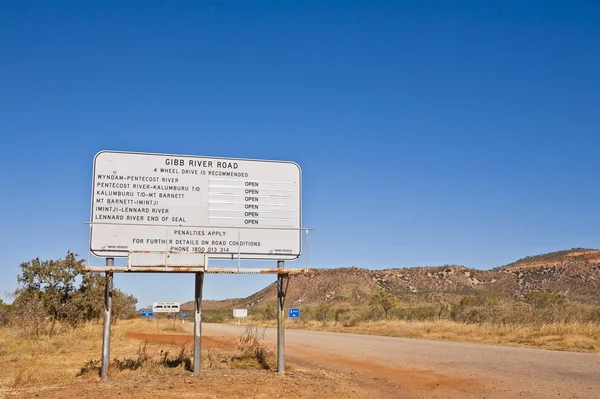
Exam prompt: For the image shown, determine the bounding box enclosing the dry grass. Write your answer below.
[0,322,104,389]
[289,319,600,352]
[143,316,189,334]
[0,319,283,396]
[0,319,191,391]
[233,325,277,370]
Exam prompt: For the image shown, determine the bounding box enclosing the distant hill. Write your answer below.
[181,248,600,311]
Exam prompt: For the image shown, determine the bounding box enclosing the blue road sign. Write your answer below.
[140,310,154,317]
[180,312,188,318]
[288,308,300,319]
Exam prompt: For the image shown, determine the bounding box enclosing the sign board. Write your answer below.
[180,312,188,318]
[140,310,154,317]
[288,308,300,319]
[90,151,302,262]
[233,308,248,318]
[152,301,180,313]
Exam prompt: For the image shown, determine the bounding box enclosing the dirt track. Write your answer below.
[195,323,600,399]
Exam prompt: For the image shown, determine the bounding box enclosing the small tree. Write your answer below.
[370,291,397,319]
[74,273,106,322]
[12,288,47,337]
[17,251,84,336]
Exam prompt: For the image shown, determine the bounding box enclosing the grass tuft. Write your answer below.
[233,325,276,370]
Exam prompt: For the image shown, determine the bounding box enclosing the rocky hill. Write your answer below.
[182,248,600,310]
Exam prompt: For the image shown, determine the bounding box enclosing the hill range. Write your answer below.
[182,248,600,311]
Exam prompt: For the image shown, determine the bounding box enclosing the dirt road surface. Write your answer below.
[196,323,600,399]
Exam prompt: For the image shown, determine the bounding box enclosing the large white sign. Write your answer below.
[233,309,248,318]
[90,151,301,261]
[152,301,180,313]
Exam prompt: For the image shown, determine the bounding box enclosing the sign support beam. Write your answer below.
[193,272,204,374]
[100,259,114,379]
[277,260,288,373]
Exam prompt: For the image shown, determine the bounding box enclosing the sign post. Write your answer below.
[194,272,204,374]
[86,151,308,378]
[100,259,113,379]
[277,260,288,373]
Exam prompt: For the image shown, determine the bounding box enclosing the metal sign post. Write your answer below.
[277,260,289,373]
[193,272,204,374]
[100,258,114,379]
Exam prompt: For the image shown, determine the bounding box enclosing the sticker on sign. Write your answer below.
[90,151,302,261]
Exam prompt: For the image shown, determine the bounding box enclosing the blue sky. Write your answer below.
[1,1,599,307]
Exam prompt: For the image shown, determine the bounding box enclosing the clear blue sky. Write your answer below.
[1,1,599,308]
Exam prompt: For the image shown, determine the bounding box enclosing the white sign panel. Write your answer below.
[152,301,180,313]
[90,151,301,260]
[233,309,248,318]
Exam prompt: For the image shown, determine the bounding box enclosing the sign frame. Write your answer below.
[85,151,312,380]
[89,150,302,264]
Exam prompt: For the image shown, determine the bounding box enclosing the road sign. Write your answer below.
[233,308,248,318]
[140,310,154,317]
[180,312,188,318]
[90,151,302,262]
[288,308,300,319]
[152,301,180,313]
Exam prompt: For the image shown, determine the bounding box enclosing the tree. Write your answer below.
[112,291,138,323]
[370,291,397,319]
[14,251,140,336]
[17,251,84,336]
[67,273,106,324]
[12,287,47,337]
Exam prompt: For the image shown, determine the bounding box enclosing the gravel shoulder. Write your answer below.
[200,323,600,399]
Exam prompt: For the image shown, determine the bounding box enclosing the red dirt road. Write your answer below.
[193,323,600,399]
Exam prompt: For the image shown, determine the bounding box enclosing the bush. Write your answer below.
[390,306,438,322]
[524,291,566,309]
[315,304,333,326]
[234,326,275,370]
[254,300,276,321]
[0,299,15,327]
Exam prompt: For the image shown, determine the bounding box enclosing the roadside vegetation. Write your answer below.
[2,251,138,338]
[0,318,284,398]
[220,290,600,352]
[0,252,289,396]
